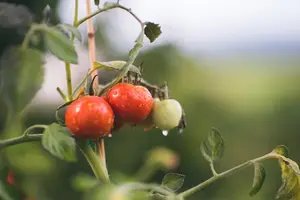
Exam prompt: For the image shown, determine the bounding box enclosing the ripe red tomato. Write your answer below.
[7,170,16,186]
[106,83,153,124]
[65,96,114,139]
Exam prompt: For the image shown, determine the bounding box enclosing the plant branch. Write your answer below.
[56,87,67,101]
[209,161,218,176]
[0,134,43,149]
[77,141,110,183]
[73,0,79,26]
[76,3,143,27]
[85,0,108,178]
[97,31,144,96]
[65,63,73,101]
[178,152,281,199]
[133,161,158,182]
[23,124,47,136]
[117,182,175,197]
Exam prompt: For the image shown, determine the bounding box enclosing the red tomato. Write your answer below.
[7,170,16,186]
[106,83,153,124]
[65,96,114,139]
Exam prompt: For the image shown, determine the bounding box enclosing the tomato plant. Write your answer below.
[0,1,299,200]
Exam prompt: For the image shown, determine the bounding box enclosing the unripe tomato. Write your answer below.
[152,98,182,130]
[106,83,153,124]
[65,96,114,139]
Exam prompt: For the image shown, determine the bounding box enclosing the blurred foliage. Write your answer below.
[1,1,300,200]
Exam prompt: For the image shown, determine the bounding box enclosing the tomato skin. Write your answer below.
[106,83,153,124]
[65,96,114,139]
[7,170,16,186]
[152,98,182,131]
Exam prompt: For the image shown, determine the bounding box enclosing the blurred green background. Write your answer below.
[1,0,300,200]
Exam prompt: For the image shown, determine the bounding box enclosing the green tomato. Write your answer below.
[152,98,182,131]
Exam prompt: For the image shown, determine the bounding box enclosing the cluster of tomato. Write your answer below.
[65,76,185,140]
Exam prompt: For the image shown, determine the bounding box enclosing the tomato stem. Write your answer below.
[178,153,282,199]
[84,0,109,179]
[77,141,110,184]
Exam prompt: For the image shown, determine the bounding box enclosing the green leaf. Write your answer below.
[0,47,44,113]
[72,173,100,192]
[161,173,185,192]
[249,163,266,197]
[275,155,300,199]
[0,165,23,200]
[0,181,23,200]
[83,184,117,200]
[94,61,141,75]
[200,127,225,162]
[94,0,100,6]
[43,26,78,63]
[273,145,289,157]
[144,22,162,43]
[57,24,82,42]
[41,123,77,162]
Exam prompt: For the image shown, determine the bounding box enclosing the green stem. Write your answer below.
[23,124,47,136]
[77,141,110,184]
[209,162,218,176]
[56,87,67,102]
[117,182,175,197]
[133,161,158,182]
[0,134,43,149]
[178,153,278,199]
[73,0,79,26]
[97,33,144,96]
[22,25,36,49]
[65,62,73,101]
[76,4,143,27]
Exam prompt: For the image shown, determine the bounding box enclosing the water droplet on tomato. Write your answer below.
[162,130,168,136]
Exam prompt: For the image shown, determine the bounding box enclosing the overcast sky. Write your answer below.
[58,0,300,54]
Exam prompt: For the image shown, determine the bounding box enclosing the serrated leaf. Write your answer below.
[72,173,100,192]
[249,163,266,197]
[161,173,185,192]
[57,24,82,42]
[276,155,300,200]
[273,145,289,157]
[0,47,44,113]
[144,22,162,43]
[200,128,225,162]
[42,26,78,63]
[94,61,141,75]
[41,123,77,162]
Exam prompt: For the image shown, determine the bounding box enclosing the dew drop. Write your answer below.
[178,128,184,135]
[108,134,112,138]
[162,130,169,136]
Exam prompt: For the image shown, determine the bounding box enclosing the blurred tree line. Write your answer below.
[1,1,300,200]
